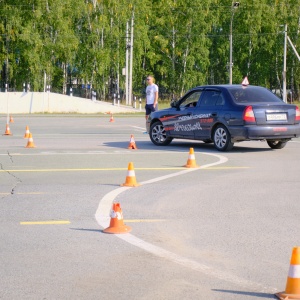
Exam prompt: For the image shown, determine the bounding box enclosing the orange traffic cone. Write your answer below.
[3,124,12,135]
[9,115,14,123]
[184,148,199,168]
[121,162,140,187]
[24,126,30,138]
[103,202,132,234]
[25,133,36,148]
[128,135,137,149]
[276,247,300,299]
[109,113,115,122]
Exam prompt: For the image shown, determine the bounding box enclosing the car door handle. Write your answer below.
[211,112,218,117]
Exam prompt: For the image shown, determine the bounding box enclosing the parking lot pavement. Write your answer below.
[1,115,300,299]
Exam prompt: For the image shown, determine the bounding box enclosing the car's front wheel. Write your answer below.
[150,121,173,146]
[267,140,287,149]
[213,125,234,151]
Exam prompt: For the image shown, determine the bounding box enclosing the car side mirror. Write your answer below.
[170,99,177,108]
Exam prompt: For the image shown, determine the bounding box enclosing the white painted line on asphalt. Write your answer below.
[0,166,248,173]
[131,126,146,130]
[20,220,70,225]
[115,234,275,293]
[95,153,277,292]
[130,125,147,132]
[0,150,193,156]
[134,130,146,133]
[124,219,166,223]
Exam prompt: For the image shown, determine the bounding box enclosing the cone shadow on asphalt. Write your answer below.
[70,228,103,233]
[102,140,214,151]
[99,184,122,187]
[211,289,275,299]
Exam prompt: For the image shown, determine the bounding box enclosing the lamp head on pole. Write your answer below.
[233,2,240,8]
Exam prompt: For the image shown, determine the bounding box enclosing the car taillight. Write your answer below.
[296,107,300,121]
[243,106,256,122]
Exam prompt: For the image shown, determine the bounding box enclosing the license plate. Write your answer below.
[266,113,287,121]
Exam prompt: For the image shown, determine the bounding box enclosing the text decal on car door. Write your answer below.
[178,113,211,121]
[173,114,213,132]
[174,122,202,132]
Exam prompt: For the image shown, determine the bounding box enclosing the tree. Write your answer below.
[1,0,300,99]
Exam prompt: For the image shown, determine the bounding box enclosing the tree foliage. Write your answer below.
[1,0,300,99]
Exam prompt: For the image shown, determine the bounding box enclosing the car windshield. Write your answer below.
[229,86,283,104]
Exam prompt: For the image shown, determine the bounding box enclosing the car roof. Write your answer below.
[191,84,264,90]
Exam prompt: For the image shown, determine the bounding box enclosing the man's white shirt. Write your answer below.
[146,84,158,104]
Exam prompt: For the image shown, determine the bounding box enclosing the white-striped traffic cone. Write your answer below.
[121,162,140,187]
[276,247,300,299]
[184,148,199,168]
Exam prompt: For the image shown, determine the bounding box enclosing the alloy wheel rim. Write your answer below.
[152,125,167,143]
[215,128,227,148]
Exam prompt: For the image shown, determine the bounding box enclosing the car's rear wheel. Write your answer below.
[150,121,173,146]
[267,140,287,149]
[213,125,234,151]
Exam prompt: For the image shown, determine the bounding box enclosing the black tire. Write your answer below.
[267,140,287,149]
[213,125,234,151]
[150,121,173,146]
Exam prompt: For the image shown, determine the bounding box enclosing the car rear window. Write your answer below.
[229,87,283,104]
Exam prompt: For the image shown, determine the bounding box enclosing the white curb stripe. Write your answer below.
[95,153,277,293]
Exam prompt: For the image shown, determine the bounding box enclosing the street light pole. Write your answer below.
[229,15,233,85]
[128,11,134,106]
[125,22,129,105]
[229,2,239,85]
[283,24,287,103]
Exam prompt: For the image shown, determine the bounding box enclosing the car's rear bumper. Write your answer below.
[229,124,300,141]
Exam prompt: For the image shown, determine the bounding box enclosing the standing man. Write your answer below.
[145,75,158,121]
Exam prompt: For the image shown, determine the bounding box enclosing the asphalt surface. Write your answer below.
[0,115,300,300]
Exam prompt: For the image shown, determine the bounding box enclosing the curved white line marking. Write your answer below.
[95,153,277,293]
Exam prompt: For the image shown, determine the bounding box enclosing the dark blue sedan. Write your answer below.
[146,85,300,151]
